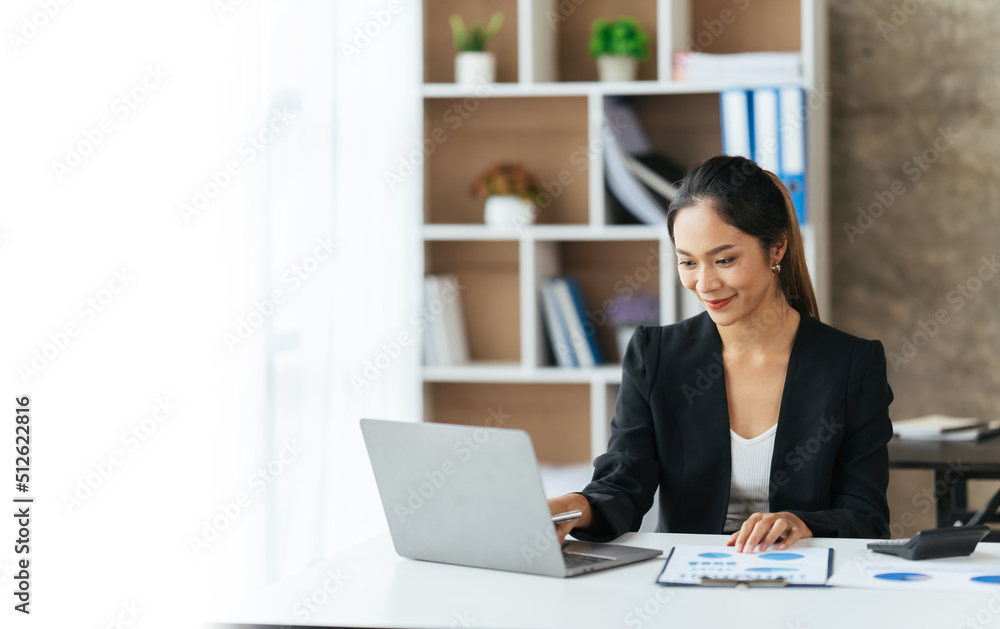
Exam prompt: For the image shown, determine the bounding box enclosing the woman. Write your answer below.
[548,155,893,553]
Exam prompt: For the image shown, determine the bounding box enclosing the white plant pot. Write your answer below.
[597,55,638,82]
[615,325,639,361]
[455,51,495,84]
[484,195,536,230]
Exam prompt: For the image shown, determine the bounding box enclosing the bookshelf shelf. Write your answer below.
[421,78,811,99]
[418,0,828,464]
[422,364,623,384]
[422,224,668,241]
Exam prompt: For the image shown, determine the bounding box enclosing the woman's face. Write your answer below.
[672,203,781,327]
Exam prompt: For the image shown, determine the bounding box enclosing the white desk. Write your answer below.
[213,531,1000,628]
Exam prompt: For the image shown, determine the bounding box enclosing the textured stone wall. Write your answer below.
[829,0,1000,535]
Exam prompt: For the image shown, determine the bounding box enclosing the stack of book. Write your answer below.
[422,274,469,366]
[539,277,603,368]
[673,51,801,83]
[892,415,1000,442]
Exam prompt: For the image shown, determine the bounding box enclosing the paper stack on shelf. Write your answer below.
[540,277,603,367]
[423,274,470,366]
[892,415,1000,441]
[603,97,687,226]
[673,51,801,83]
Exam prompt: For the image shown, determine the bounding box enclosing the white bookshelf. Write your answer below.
[418,0,828,464]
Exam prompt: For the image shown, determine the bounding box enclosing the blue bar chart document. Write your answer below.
[829,556,1000,592]
[657,545,832,586]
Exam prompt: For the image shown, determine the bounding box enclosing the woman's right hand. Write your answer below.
[548,493,593,547]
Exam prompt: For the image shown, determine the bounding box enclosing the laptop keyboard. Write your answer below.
[563,552,614,570]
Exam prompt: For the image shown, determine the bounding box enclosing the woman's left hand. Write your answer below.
[725,512,813,553]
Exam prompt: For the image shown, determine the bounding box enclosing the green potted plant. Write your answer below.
[470,162,543,229]
[587,16,651,82]
[449,11,504,84]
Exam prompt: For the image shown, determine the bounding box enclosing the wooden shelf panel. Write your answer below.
[686,0,801,54]
[424,96,589,225]
[426,241,520,362]
[423,0,519,83]
[425,382,591,463]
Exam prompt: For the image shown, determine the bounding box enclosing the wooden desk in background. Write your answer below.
[889,435,1000,531]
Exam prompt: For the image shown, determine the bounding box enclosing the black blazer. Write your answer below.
[573,310,894,542]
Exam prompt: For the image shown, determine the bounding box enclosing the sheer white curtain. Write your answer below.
[263,0,422,578]
[2,1,420,624]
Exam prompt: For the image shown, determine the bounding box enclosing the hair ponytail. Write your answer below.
[764,170,818,319]
[666,155,819,321]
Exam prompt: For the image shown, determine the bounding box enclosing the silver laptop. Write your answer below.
[360,418,662,577]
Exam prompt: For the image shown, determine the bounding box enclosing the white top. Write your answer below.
[724,423,778,533]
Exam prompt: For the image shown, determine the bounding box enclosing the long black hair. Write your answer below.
[666,155,818,319]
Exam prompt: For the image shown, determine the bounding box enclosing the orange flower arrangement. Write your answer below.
[469,162,544,205]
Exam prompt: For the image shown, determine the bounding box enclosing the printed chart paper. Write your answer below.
[829,556,1000,592]
[657,544,832,586]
